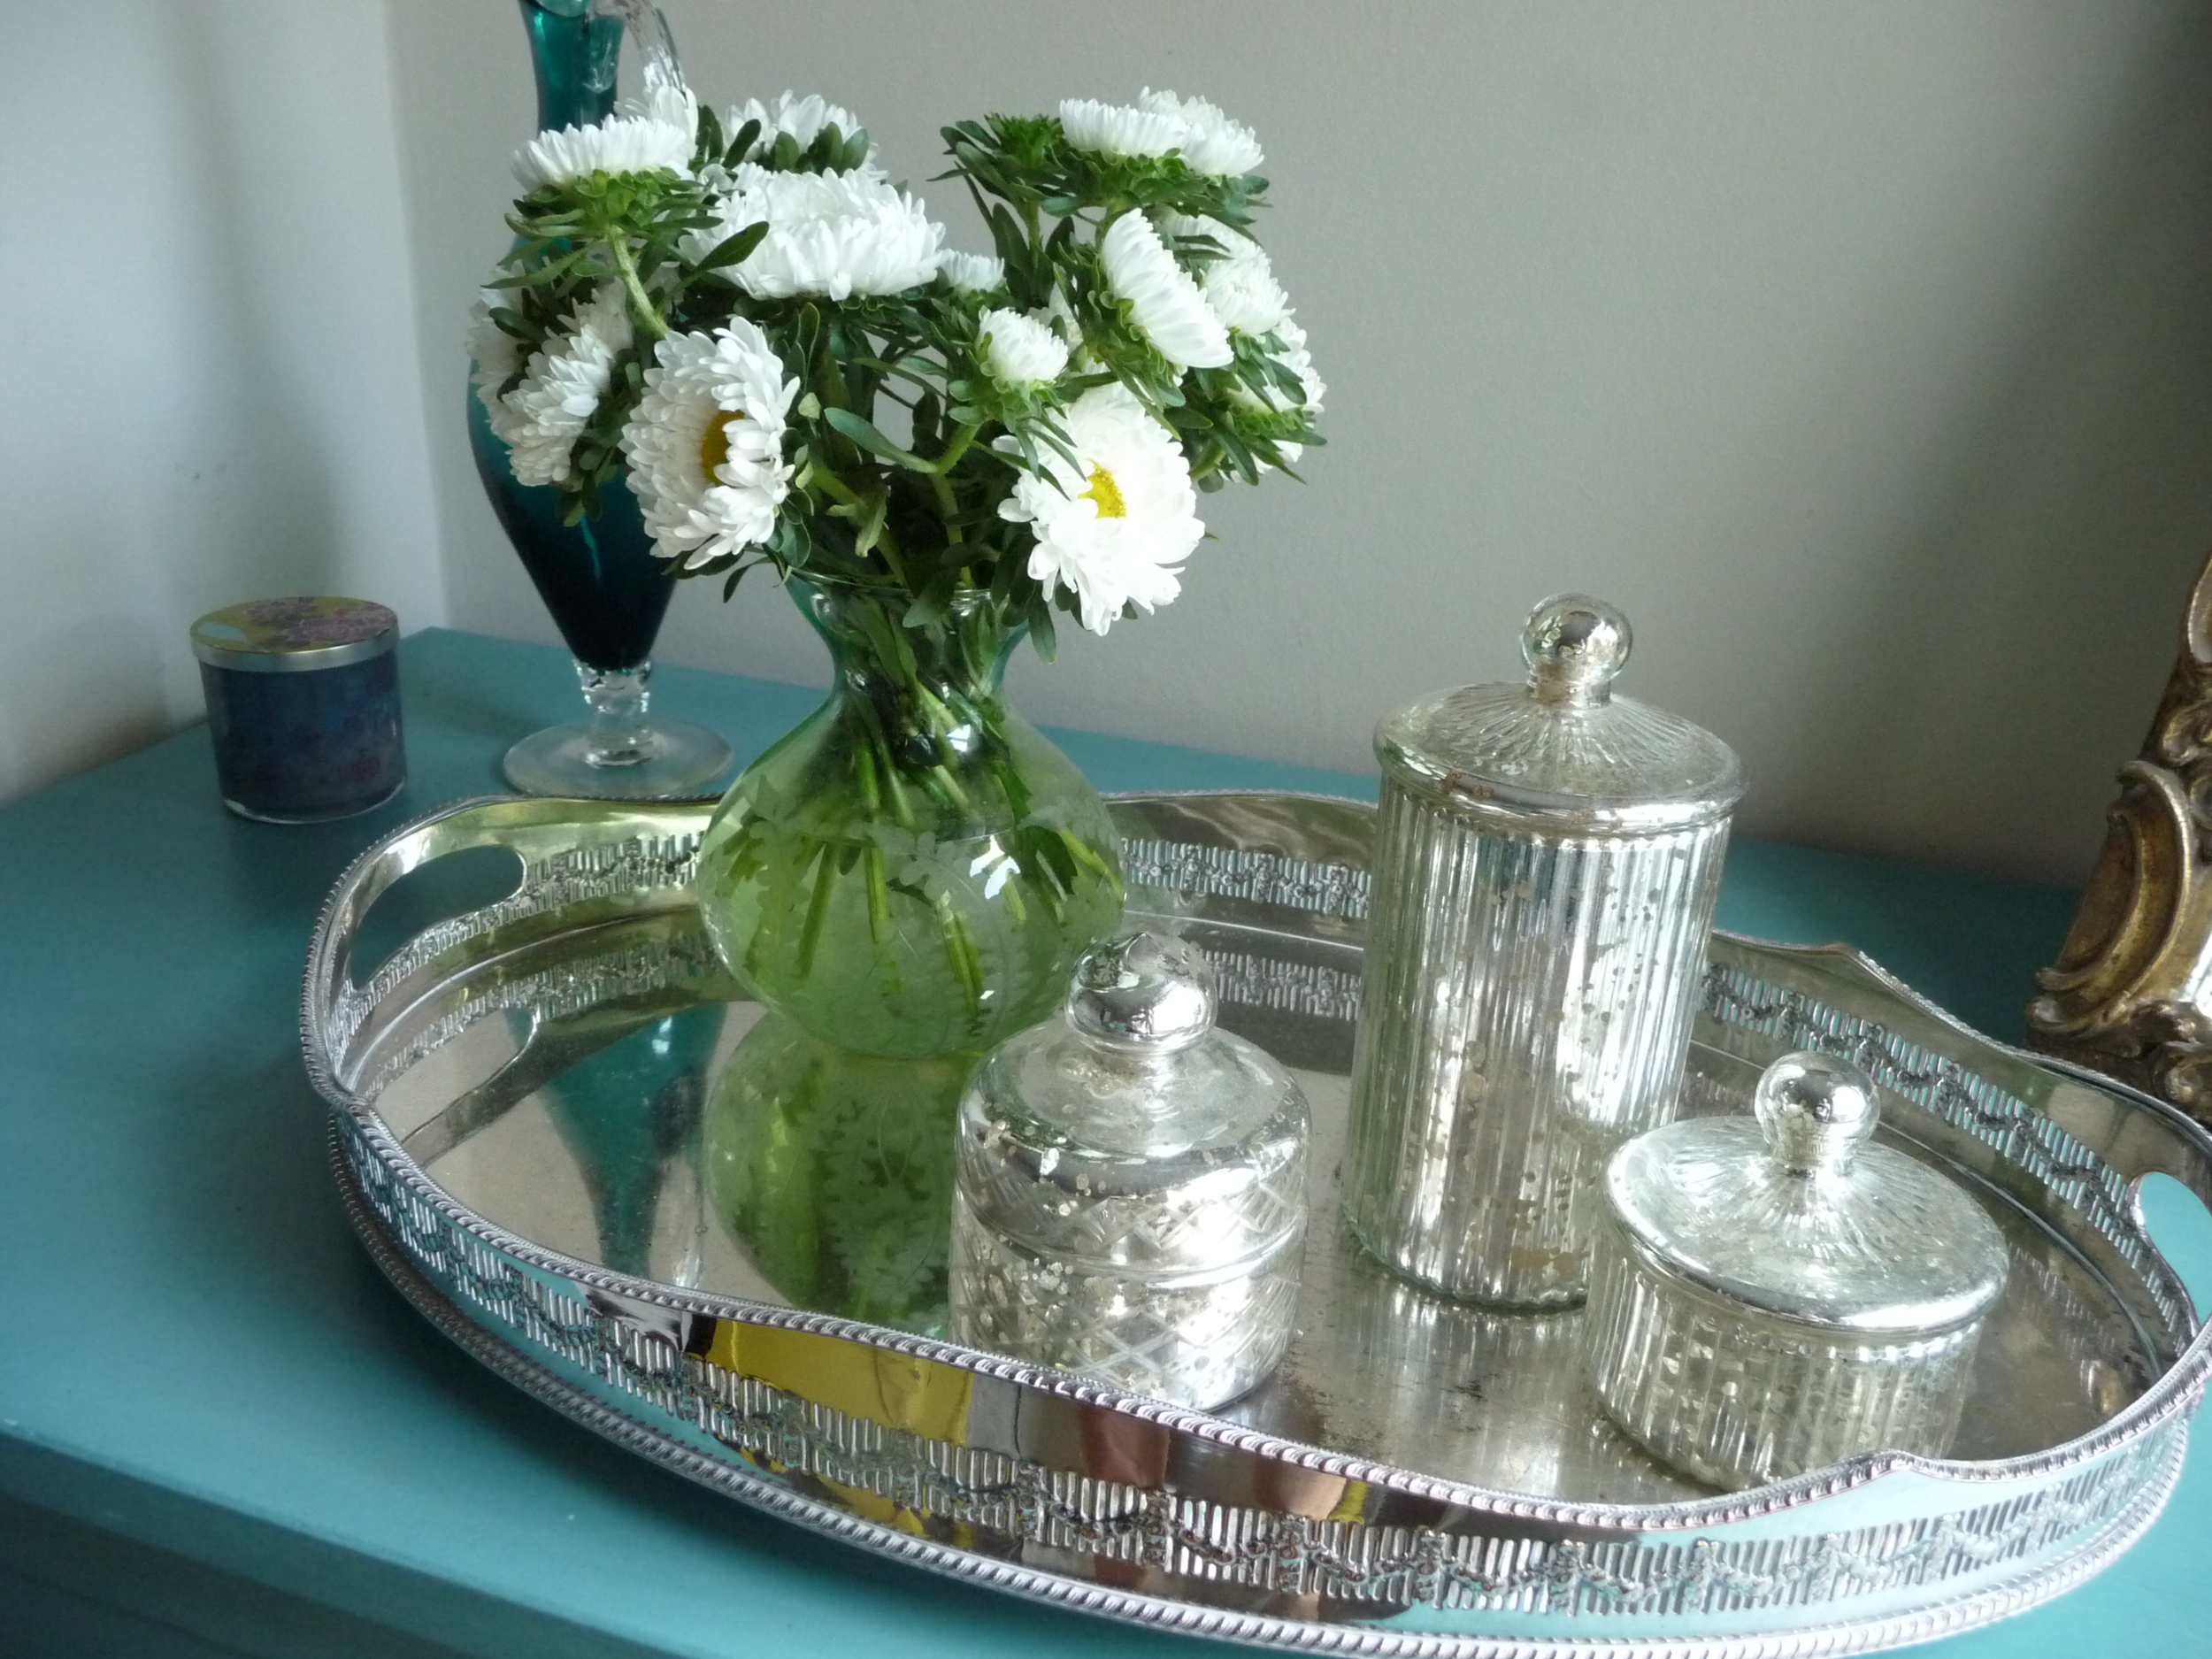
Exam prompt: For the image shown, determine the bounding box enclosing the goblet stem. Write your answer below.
[579,660,656,768]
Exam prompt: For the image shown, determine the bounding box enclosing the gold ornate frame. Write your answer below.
[2030,549,2212,1118]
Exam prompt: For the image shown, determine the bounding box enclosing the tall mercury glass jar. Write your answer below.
[1344,595,1743,1307]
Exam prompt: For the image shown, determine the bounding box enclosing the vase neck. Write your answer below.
[518,0,622,133]
[795,580,1024,711]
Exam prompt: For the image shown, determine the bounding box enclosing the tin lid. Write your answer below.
[1601,1052,2009,1334]
[1375,595,1742,831]
[191,596,397,673]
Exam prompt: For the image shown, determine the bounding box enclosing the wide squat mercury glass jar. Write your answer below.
[1582,1051,2010,1489]
[1345,595,1742,1307]
[949,932,1310,1410]
[695,577,1124,1061]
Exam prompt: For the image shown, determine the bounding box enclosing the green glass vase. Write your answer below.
[704,1013,973,1333]
[694,578,1124,1060]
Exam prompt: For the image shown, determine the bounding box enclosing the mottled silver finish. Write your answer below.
[1348,599,1744,1306]
[1586,1049,2012,1489]
[303,788,2212,1656]
[950,930,1310,1409]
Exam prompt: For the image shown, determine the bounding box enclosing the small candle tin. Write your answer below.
[1582,1051,2010,1490]
[1344,595,1742,1308]
[191,596,404,823]
[949,932,1310,1410]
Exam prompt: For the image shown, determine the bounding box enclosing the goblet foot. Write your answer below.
[503,658,733,800]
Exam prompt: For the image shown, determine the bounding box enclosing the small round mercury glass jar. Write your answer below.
[1583,1052,2010,1490]
[1345,595,1742,1307]
[949,932,1310,1410]
[191,597,405,823]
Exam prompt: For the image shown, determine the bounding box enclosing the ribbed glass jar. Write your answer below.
[1344,595,1740,1308]
[1581,1052,2010,1489]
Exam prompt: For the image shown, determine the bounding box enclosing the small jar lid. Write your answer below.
[1066,932,1217,1055]
[1601,1051,2009,1334]
[1376,594,1742,831]
[191,596,397,673]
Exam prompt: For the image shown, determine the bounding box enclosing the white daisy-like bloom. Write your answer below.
[1161,212,1290,336]
[621,319,800,570]
[502,282,634,487]
[513,89,696,190]
[1059,97,1187,160]
[979,308,1069,389]
[1136,88,1263,177]
[938,250,1007,295]
[722,90,877,168]
[685,165,944,300]
[466,287,528,444]
[998,383,1204,635]
[1099,212,1231,369]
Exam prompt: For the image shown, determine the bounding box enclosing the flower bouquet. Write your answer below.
[472,61,1323,1060]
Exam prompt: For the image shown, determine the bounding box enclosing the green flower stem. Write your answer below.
[603,233,667,343]
[929,420,984,476]
[797,844,838,975]
[939,896,985,1016]
[863,844,894,943]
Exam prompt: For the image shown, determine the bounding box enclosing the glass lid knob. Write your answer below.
[1753,1050,1880,1177]
[1521,593,1632,704]
[1066,931,1217,1054]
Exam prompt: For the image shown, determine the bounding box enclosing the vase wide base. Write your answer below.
[503,718,733,800]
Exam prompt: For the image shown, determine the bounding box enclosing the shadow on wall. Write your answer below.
[1752,3,2212,881]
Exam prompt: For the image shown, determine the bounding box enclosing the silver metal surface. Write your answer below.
[1586,1050,2014,1489]
[1348,598,1741,1306]
[303,788,2212,1656]
[950,928,1310,1409]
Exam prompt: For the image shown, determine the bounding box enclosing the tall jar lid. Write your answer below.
[1601,1052,2009,1334]
[1376,595,1742,831]
[191,597,397,673]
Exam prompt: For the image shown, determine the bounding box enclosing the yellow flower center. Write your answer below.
[699,410,745,480]
[1079,463,1126,518]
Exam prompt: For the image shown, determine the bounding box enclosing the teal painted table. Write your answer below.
[3,628,2207,1658]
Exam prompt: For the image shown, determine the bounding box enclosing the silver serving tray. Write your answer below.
[302,790,2212,1656]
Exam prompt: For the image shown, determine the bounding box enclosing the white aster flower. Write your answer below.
[466,287,528,444]
[998,383,1203,635]
[621,319,800,570]
[938,250,1007,295]
[687,165,944,300]
[1099,212,1231,369]
[1137,88,1263,177]
[722,90,877,168]
[1162,213,1290,336]
[513,91,695,190]
[979,308,1069,389]
[1059,97,1188,160]
[502,282,634,487]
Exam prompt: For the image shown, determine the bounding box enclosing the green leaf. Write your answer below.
[725,119,762,170]
[823,407,927,471]
[692,219,768,273]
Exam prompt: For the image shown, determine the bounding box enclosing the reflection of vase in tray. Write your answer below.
[468,0,730,800]
[703,1012,975,1333]
[694,578,1123,1061]
[538,1004,721,1282]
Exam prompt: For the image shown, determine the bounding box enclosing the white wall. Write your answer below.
[0,0,447,805]
[392,0,2212,886]
[18,2,2207,888]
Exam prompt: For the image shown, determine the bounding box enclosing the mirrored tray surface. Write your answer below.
[303,792,2212,1656]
